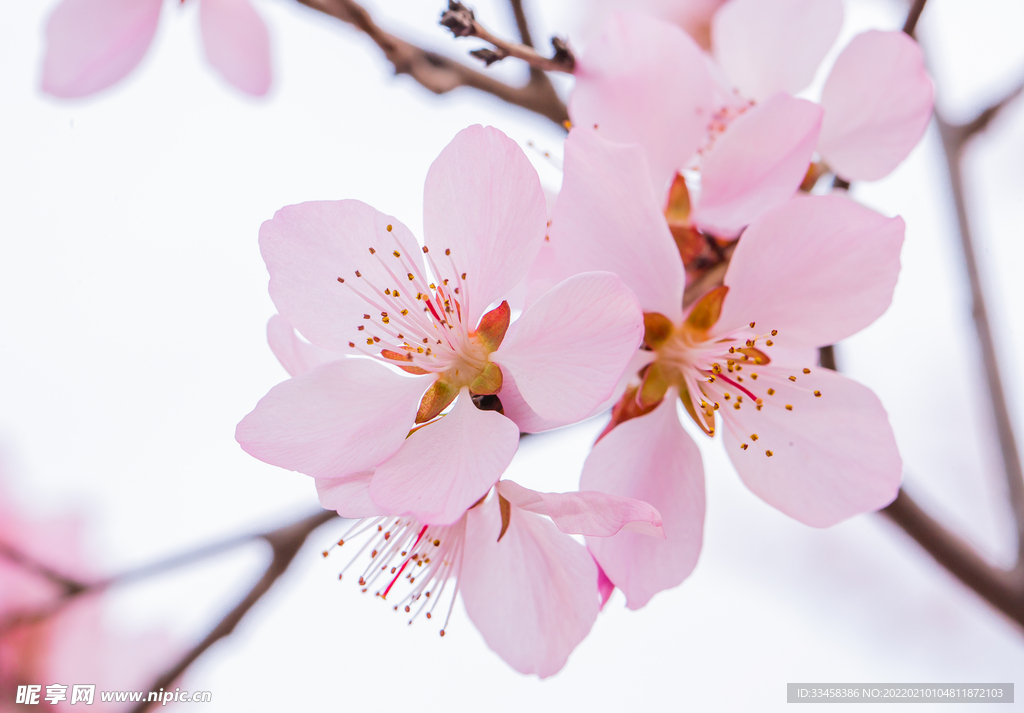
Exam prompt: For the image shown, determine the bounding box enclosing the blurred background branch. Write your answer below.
[293,0,569,125]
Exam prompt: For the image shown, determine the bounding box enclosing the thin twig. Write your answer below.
[0,514,321,636]
[881,490,1024,627]
[902,0,929,37]
[957,79,1024,141]
[0,541,88,596]
[294,0,569,126]
[440,1,575,73]
[935,107,1024,562]
[131,510,337,713]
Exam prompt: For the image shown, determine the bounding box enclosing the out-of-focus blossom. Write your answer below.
[41,0,272,98]
[549,127,904,607]
[320,469,663,678]
[0,464,174,711]
[570,8,933,243]
[236,125,644,527]
[710,0,934,181]
[586,0,727,49]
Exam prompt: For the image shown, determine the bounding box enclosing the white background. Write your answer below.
[1,0,1023,709]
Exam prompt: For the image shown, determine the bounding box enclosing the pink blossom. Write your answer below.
[0,467,175,711]
[41,0,272,98]
[236,125,645,527]
[320,473,663,678]
[548,126,904,606]
[570,9,933,241]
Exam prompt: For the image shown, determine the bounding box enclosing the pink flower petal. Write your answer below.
[422,126,547,327]
[41,0,163,98]
[496,368,570,434]
[461,493,599,678]
[314,471,384,518]
[266,314,342,377]
[492,272,643,423]
[581,394,705,610]
[571,12,715,193]
[259,200,424,353]
[198,0,272,96]
[596,561,615,610]
[550,127,685,323]
[721,367,902,527]
[496,480,664,538]
[369,390,519,525]
[711,0,843,101]
[235,358,427,479]
[691,93,823,237]
[717,194,904,348]
[818,30,934,181]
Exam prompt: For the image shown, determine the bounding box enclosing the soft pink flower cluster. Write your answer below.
[0,467,174,711]
[234,0,933,678]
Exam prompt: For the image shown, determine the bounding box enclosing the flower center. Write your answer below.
[626,286,819,457]
[335,225,511,421]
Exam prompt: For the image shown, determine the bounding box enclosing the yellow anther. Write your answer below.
[751,373,758,380]
[814,390,822,397]
[387,224,393,232]
[770,329,778,336]
[785,404,793,411]
[751,434,759,441]
[766,450,774,457]
[741,443,749,450]
[766,339,774,346]
[803,368,811,374]
[393,250,401,258]
[789,376,797,382]
[767,388,775,396]
[749,322,756,328]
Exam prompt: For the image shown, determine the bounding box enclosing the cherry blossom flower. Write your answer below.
[319,472,663,678]
[548,126,904,607]
[236,125,645,528]
[41,0,272,98]
[0,465,175,712]
[570,8,933,242]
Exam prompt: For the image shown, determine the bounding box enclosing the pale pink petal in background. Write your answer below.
[199,0,272,96]
[721,368,902,527]
[314,471,383,518]
[690,93,823,237]
[234,358,426,479]
[582,395,706,610]
[550,128,685,323]
[259,200,423,353]
[369,391,520,525]
[41,0,163,98]
[496,480,664,538]
[422,125,547,326]
[492,272,643,423]
[711,0,844,102]
[461,493,599,678]
[717,194,904,348]
[818,30,935,181]
[570,12,715,193]
[266,314,341,378]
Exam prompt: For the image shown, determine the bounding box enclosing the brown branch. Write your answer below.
[131,510,337,713]
[294,0,569,126]
[881,490,1024,627]
[955,80,1024,142]
[0,514,322,636]
[0,541,88,596]
[935,113,1024,561]
[440,1,575,73]
[902,0,929,37]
